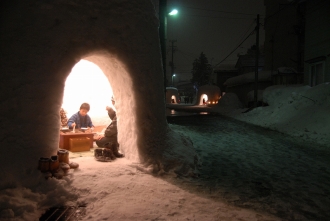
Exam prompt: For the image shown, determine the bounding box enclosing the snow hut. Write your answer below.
[166,87,180,104]
[196,85,221,105]
[0,0,196,188]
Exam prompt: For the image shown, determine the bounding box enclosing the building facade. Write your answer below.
[303,0,330,86]
[263,0,305,73]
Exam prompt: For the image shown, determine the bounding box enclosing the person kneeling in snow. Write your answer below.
[95,98,124,160]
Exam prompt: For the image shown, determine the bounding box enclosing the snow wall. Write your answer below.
[0,0,196,189]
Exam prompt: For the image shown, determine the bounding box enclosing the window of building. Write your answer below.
[310,62,324,86]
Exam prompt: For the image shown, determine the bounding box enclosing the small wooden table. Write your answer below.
[59,130,95,151]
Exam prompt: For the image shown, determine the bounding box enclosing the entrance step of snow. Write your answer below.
[39,206,86,221]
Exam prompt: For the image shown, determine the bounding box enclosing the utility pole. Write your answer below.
[254,14,260,108]
[169,40,177,86]
[159,0,167,91]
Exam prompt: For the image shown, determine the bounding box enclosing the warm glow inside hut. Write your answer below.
[166,87,180,104]
[196,85,221,105]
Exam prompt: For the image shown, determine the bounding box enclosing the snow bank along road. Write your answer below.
[168,115,330,221]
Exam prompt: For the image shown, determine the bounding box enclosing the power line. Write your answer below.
[184,6,261,16]
[236,19,256,44]
[263,0,297,24]
[182,14,255,20]
[213,28,255,68]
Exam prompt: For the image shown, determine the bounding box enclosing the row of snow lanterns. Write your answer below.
[203,94,222,105]
[207,100,218,105]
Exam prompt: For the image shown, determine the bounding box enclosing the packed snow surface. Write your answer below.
[1,83,329,220]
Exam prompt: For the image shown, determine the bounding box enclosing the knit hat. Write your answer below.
[107,107,116,120]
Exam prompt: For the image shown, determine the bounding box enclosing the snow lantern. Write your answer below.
[166,87,180,104]
[196,85,221,105]
[0,0,196,188]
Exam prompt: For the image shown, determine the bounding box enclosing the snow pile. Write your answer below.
[162,127,198,175]
[215,83,330,147]
[0,171,78,220]
[213,93,244,114]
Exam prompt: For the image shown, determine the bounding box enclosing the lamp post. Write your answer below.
[172,74,176,86]
[168,10,178,88]
[159,0,167,90]
[159,0,178,89]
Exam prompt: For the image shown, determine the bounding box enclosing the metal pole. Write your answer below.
[254,14,260,108]
[171,40,174,78]
[159,0,167,89]
[170,40,176,85]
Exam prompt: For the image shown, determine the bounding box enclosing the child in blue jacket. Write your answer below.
[67,103,94,129]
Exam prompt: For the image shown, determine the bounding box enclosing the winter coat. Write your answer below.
[67,111,94,129]
[104,107,117,138]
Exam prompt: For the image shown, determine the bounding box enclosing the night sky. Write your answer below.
[153,0,266,81]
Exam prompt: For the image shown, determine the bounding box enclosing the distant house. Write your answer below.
[303,0,330,86]
[213,67,238,95]
[222,52,266,107]
[235,54,264,75]
[224,71,273,107]
[272,66,303,85]
[263,0,305,73]
[175,81,195,104]
[176,81,195,97]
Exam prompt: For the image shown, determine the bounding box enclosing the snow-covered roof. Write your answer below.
[166,87,178,90]
[224,70,272,87]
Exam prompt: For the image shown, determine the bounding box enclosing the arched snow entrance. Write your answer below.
[70,53,139,162]
[196,85,221,105]
[171,95,176,103]
[199,94,208,105]
[1,0,197,188]
[166,87,180,104]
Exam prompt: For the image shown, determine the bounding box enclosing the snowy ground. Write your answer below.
[168,83,330,148]
[1,83,329,220]
[168,115,330,220]
[68,154,283,221]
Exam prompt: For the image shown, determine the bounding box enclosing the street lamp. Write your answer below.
[172,74,176,86]
[159,1,179,89]
[169,9,178,16]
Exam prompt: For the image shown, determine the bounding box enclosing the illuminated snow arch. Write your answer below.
[197,85,221,105]
[62,55,139,161]
[0,0,196,188]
